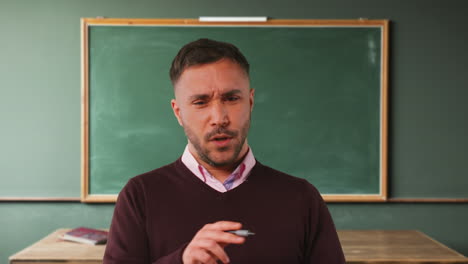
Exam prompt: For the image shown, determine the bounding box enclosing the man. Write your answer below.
[104,38,345,264]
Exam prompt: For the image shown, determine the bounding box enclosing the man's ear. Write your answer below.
[171,99,183,126]
[249,88,255,112]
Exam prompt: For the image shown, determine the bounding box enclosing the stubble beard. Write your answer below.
[183,116,251,168]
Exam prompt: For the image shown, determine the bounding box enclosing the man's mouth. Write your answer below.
[210,134,233,147]
[213,137,230,141]
[211,134,232,141]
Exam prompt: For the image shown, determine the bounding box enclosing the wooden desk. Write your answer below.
[341,230,467,264]
[9,229,104,264]
[9,229,468,264]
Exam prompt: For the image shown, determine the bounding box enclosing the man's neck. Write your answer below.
[189,145,249,183]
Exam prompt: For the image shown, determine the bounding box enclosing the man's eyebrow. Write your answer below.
[188,94,211,101]
[222,89,242,97]
[188,89,242,101]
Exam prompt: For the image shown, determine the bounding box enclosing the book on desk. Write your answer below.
[59,227,108,245]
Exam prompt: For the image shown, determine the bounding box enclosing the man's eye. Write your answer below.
[226,96,239,102]
[193,101,206,106]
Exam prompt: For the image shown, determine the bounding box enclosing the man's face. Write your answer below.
[171,59,254,167]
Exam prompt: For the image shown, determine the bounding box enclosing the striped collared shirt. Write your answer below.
[181,145,256,193]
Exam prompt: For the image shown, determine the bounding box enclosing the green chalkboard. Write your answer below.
[81,19,388,202]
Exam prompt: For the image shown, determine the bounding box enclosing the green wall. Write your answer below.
[1,0,467,263]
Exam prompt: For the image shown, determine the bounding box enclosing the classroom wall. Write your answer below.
[1,0,467,263]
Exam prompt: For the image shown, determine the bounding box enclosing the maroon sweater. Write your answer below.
[104,159,345,264]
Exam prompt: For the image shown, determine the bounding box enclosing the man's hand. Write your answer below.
[182,221,245,264]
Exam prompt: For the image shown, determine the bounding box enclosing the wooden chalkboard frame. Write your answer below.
[81,18,389,203]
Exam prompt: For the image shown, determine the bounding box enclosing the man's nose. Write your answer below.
[210,101,229,127]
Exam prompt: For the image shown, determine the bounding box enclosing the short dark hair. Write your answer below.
[169,38,250,85]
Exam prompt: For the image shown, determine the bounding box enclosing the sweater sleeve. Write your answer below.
[304,183,346,264]
[103,178,188,264]
[152,243,188,264]
[103,178,151,264]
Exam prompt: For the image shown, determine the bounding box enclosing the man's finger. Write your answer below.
[209,221,242,231]
[191,249,213,264]
[198,229,245,245]
[193,239,230,263]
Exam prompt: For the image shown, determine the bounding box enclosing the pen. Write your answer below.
[226,230,255,237]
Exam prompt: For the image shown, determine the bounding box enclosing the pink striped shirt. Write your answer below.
[181,145,256,193]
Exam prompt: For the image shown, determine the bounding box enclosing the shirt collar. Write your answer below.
[181,145,256,184]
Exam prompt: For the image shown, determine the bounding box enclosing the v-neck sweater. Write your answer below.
[104,158,345,264]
